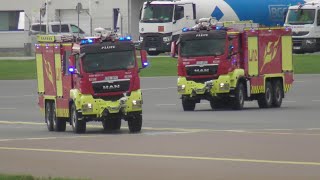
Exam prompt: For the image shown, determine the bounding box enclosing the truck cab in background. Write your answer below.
[139,1,196,56]
[284,1,320,53]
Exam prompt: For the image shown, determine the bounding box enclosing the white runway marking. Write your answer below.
[156,104,177,106]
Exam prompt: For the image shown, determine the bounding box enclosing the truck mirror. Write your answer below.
[229,45,234,52]
[69,56,75,67]
[170,41,177,58]
[68,56,79,75]
[140,50,149,69]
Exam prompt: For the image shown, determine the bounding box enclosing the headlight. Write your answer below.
[163,36,172,42]
[82,103,93,112]
[306,39,316,44]
[132,100,143,107]
[178,85,186,92]
[219,83,230,91]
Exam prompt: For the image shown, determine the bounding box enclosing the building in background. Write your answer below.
[0,0,145,55]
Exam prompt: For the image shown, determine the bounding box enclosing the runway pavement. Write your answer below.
[0,75,320,179]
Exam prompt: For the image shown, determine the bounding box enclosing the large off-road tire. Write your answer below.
[182,97,196,111]
[102,116,122,131]
[272,80,283,108]
[127,113,142,133]
[232,83,245,110]
[51,103,66,132]
[45,101,54,131]
[71,104,86,134]
[258,81,273,108]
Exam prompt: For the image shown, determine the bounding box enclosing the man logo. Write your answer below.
[194,68,210,73]
[101,45,116,50]
[103,84,120,90]
[196,34,209,37]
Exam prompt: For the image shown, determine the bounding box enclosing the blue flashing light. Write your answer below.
[182,27,189,32]
[81,39,94,45]
[143,62,149,67]
[126,36,132,41]
[81,39,88,44]
[285,27,290,31]
[68,66,75,74]
[119,37,125,41]
[216,26,222,30]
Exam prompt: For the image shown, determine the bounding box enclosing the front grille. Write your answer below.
[94,95,124,102]
[186,64,218,76]
[186,78,214,84]
[145,36,161,47]
[92,80,130,94]
[293,39,302,46]
[292,31,309,36]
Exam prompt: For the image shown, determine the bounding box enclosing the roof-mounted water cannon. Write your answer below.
[94,27,120,41]
[192,17,218,31]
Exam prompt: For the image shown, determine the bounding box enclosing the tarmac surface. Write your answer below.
[0,75,320,180]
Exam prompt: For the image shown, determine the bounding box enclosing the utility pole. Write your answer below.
[45,0,49,34]
[88,0,92,36]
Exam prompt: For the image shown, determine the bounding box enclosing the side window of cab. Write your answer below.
[174,5,184,20]
[317,10,320,26]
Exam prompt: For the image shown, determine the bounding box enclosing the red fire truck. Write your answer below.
[171,20,294,111]
[35,31,149,133]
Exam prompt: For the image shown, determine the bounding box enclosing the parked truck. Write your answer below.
[284,1,320,53]
[171,19,294,111]
[35,30,149,133]
[139,0,307,56]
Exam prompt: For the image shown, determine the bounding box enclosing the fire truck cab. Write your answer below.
[171,19,294,111]
[35,30,149,133]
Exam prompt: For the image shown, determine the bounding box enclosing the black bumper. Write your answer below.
[292,38,320,53]
[140,33,173,53]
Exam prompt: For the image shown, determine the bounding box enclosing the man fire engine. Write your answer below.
[171,18,294,111]
[35,29,149,133]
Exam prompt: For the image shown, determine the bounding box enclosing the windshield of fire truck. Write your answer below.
[180,38,226,57]
[141,4,174,23]
[82,51,135,73]
[286,9,315,25]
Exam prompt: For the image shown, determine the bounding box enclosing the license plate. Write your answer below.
[196,61,208,65]
[293,46,301,50]
[149,48,156,51]
[105,76,118,81]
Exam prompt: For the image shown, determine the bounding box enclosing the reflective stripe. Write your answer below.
[36,54,44,93]
[248,36,259,76]
[282,36,293,71]
[54,52,63,97]
[57,108,69,118]
[251,86,264,94]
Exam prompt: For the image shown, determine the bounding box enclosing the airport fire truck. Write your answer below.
[35,30,149,133]
[171,19,294,111]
